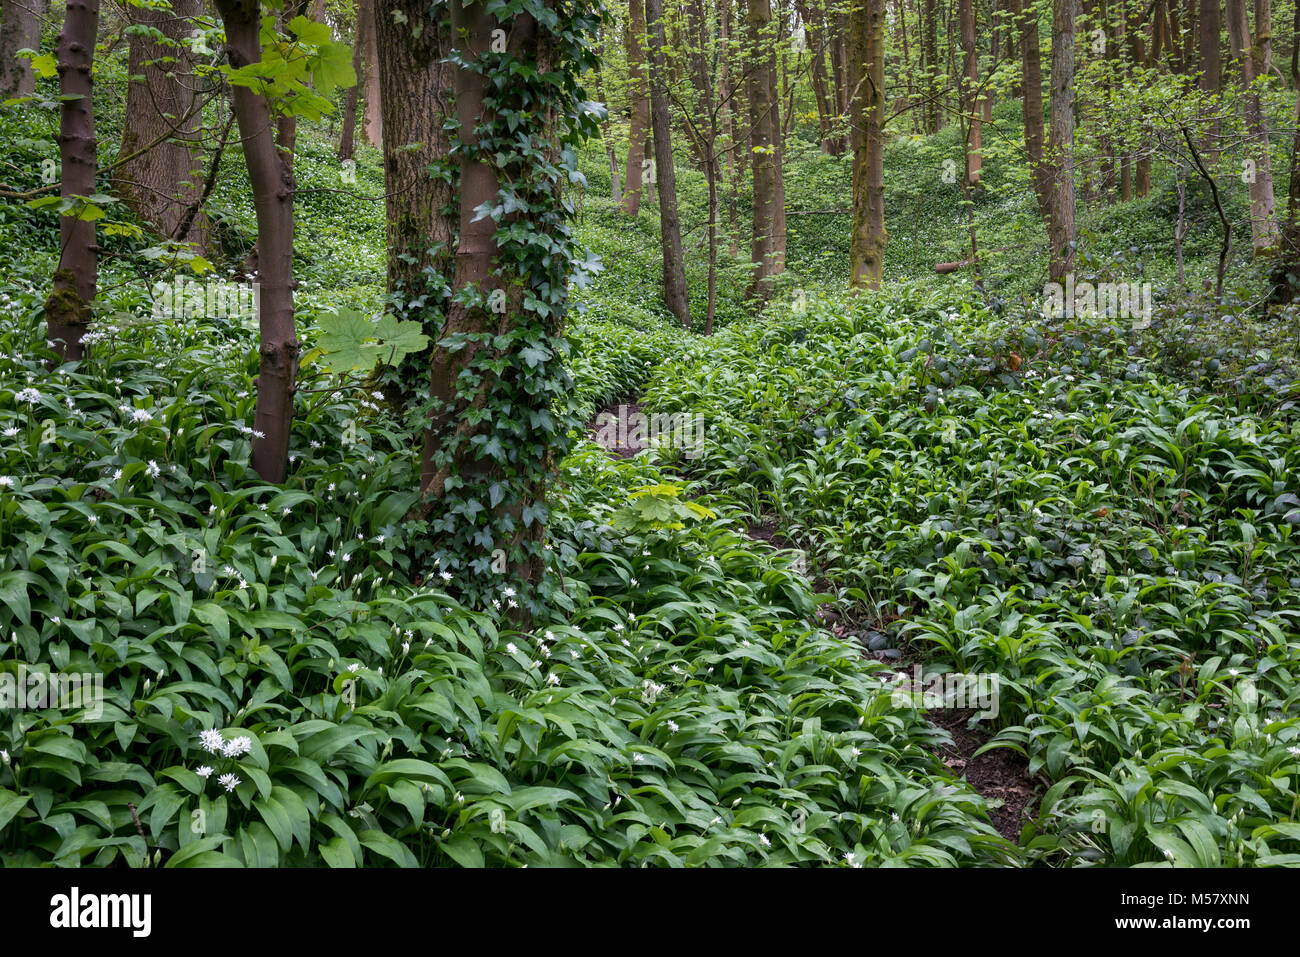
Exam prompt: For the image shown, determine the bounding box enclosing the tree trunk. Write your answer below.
[646,0,690,326]
[747,0,784,298]
[960,0,982,185]
[338,14,364,161]
[1047,0,1077,284]
[622,0,651,215]
[215,0,299,483]
[1016,0,1051,220]
[373,0,455,406]
[922,0,940,132]
[361,0,383,146]
[117,0,207,246]
[45,0,99,363]
[0,0,41,99]
[1227,0,1278,253]
[849,0,888,289]
[798,0,840,154]
[594,68,623,206]
[719,0,741,255]
[1199,0,1220,163]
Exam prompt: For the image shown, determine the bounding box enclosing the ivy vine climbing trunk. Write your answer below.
[646,0,689,325]
[418,0,601,608]
[215,0,299,483]
[849,0,887,289]
[45,0,100,363]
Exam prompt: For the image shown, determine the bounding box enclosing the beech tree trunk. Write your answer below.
[1227,0,1278,253]
[849,0,887,289]
[1047,0,1077,284]
[622,0,650,215]
[646,0,690,325]
[0,0,40,99]
[215,0,299,483]
[117,0,207,245]
[45,0,99,363]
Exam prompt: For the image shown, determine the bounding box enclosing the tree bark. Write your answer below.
[960,0,982,185]
[1047,0,1077,284]
[215,0,299,483]
[922,0,940,132]
[0,0,41,99]
[338,12,364,161]
[1015,0,1051,220]
[360,0,383,146]
[622,0,650,215]
[1227,0,1278,253]
[45,0,99,363]
[373,0,455,408]
[849,0,888,289]
[747,0,785,297]
[646,0,690,325]
[1198,0,1221,163]
[117,0,207,246]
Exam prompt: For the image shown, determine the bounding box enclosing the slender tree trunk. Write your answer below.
[1133,0,1152,195]
[831,15,850,148]
[594,68,623,206]
[0,0,41,99]
[1048,0,1077,284]
[215,0,299,483]
[338,16,364,160]
[117,0,207,245]
[646,0,690,325]
[960,0,982,185]
[849,0,888,289]
[623,0,651,215]
[1016,0,1051,220]
[361,0,383,146]
[1227,0,1278,252]
[922,0,939,132]
[798,0,838,153]
[45,0,99,363]
[767,5,786,274]
[720,0,741,255]
[747,0,784,297]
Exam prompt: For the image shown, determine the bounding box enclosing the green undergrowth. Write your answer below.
[0,280,1015,867]
[641,284,1300,866]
